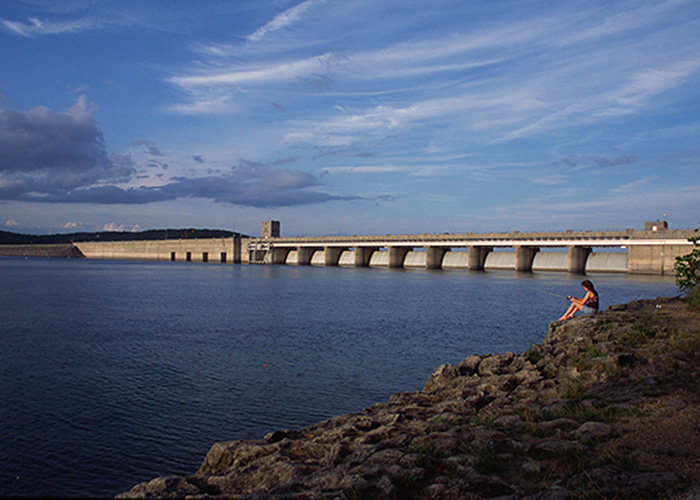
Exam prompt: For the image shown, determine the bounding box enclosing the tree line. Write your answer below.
[0,228,247,245]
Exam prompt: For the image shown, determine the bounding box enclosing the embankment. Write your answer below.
[0,244,84,259]
[118,297,700,500]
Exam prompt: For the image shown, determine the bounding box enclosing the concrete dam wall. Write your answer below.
[246,221,694,275]
[2,221,691,275]
[0,244,85,259]
[75,238,240,264]
[283,248,629,273]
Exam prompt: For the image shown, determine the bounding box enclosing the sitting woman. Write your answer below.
[558,280,599,321]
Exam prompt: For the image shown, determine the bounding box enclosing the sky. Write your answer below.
[1,0,699,237]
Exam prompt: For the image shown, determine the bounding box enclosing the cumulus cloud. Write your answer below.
[11,171,349,207]
[0,97,136,197]
[2,97,105,171]
[102,222,142,232]
[0,99,353,207]
[101,160,358,208]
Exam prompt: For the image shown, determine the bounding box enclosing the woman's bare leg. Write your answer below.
[564,302,584,319]
[559,303,576,321]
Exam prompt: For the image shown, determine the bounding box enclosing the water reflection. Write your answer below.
[0,258,677,497]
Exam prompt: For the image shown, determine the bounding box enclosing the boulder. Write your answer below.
[423,363,460,393]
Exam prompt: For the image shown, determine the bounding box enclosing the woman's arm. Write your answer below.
[570,291,593,306]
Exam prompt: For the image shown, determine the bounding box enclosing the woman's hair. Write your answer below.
[581,280,596,292]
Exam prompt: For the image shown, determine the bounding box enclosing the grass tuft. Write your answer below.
[561,376,587,401]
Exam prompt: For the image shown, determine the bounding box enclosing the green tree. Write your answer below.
[674,233,700,295]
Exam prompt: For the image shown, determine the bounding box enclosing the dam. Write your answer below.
[1,220,695,275]
[243,220,695,275]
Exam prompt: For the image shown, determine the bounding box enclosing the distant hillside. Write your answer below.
[0,229,249,245]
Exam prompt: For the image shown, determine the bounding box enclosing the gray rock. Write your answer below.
[423,363,460,393]
[573,421,616,442]
[538,418,579,433]
[478,352,515,376]
[458,354,482,375]
[116,476,203,499]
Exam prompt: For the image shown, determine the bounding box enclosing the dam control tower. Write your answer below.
[261,220,280,239]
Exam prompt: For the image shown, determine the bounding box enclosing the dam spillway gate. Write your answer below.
[244,226,697,275]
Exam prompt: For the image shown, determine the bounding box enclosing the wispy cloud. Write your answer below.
[167,94,235,115]
[562,0,698,44]
[604,60,700,115]
[0,1,238,38]
[321,165,409,174]
[593,155,638,167]
[248,0,326,42]
[321,162,467,178]
[166,0,700,161]
[1,16,97,36]
[489,181,700,230]
[170,53,335,87]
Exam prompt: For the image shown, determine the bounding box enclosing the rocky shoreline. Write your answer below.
[118,296,700,499]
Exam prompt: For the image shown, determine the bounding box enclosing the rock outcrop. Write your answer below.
[118,297,700,499]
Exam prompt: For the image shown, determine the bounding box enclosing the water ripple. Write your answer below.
[0,258,677,497]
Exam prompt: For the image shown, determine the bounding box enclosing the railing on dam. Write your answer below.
[244,227,697,275]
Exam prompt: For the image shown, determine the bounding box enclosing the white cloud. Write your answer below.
[167,94,235,115]
[284,131,354,147]
[497,180,700,230]
[171,53,335,87]
[562,0,697,45]
[609,60,700,112]
[322,165,407,174]
[612,176,659,194]
[530,175,568,186]
[1,16,90,36]
[321,163,463,177]
[165,0,700,159]
[102,222,142,232]
[248,0,326,42]
[1,1,227,38]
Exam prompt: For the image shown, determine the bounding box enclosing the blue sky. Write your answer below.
[1,0,699,237]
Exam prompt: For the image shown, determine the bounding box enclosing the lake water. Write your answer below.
[0,257,678,498]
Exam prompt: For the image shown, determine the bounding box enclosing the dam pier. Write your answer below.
[1,220,695,275]
[242,220,694,275]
